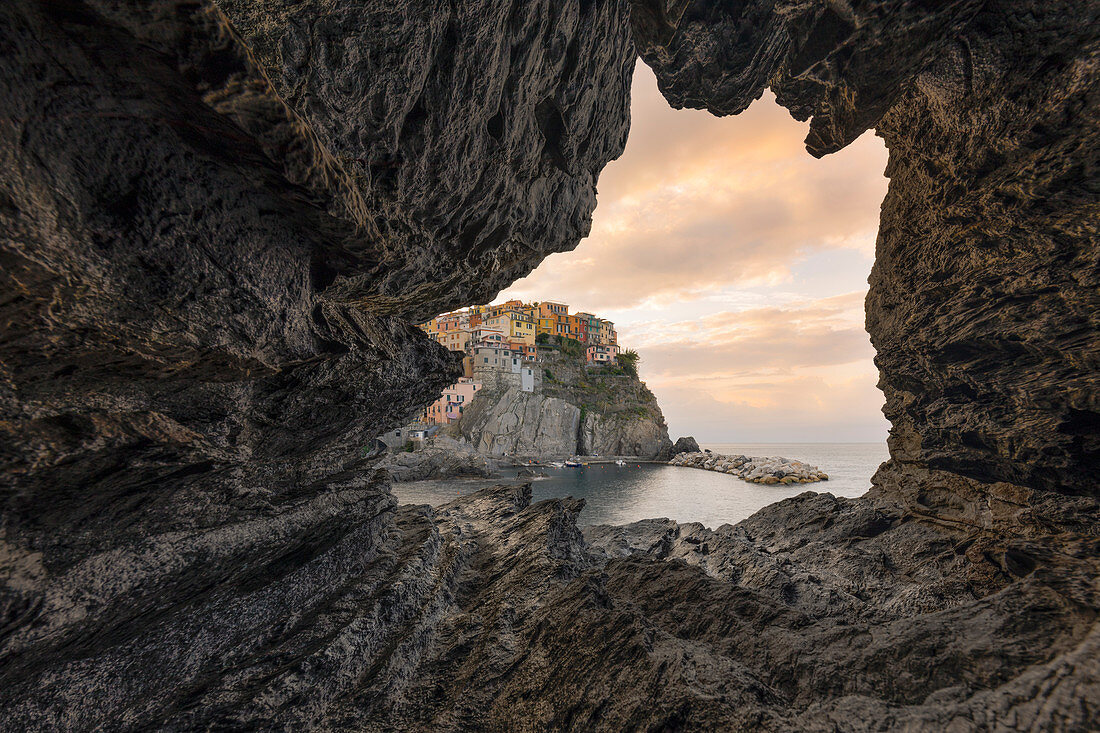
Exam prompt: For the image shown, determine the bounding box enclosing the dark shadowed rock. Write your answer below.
[1,0,1098,730]
[671,435,700,455]
[377,436,502,481]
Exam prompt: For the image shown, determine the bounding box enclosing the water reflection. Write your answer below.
[394,443,887,528]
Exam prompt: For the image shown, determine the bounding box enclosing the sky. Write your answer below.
[498,64,891,444]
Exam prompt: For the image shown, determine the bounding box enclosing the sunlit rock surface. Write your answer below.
[1,0,1098,730]
[447,345,674,459]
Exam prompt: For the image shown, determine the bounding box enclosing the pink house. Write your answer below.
[423,378,482,424]
[586,343,619,364]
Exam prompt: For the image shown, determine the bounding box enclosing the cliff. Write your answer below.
[1,1,1098,730]
[445,337,674,458]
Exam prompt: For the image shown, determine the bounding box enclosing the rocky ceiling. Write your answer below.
[1,0,1097,730]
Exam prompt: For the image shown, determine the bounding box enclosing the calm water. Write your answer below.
[393,443,889,529]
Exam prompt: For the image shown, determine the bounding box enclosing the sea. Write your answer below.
[392,442,890,529]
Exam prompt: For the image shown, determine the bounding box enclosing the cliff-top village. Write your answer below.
[415,300,620,425]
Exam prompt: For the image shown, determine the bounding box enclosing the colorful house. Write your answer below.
[422,378,482,425]
[586,343,619,365]
[509,340,537,360]
[592,318,617,345]
[436,328,471,353]
[484,311,536,345]
[538,301,569,319]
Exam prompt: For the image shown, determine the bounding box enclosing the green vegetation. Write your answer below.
[538,333,586,359]
[617,349,640,378]
[544,368,555,382]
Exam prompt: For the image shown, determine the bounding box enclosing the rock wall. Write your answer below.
[1,0,1098,730]
[632,0,1100,508]
[451,387,583,457]
[0,0,635,728]
[215,0,637,320]
[448,344,674,458]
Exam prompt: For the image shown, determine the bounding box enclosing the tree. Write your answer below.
[617,349,640,378]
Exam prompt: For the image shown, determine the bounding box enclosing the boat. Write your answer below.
[548,461,565,468]
[564,460,581,467]
[615,459,626,466]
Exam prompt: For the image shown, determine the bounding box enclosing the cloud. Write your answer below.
[495,64,890,443]
[502,65,888,311]
[652,374,888,444]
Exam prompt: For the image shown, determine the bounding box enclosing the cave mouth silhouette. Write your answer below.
[1,2,1096,729]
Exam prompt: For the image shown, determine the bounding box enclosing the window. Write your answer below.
[484,357,488,363]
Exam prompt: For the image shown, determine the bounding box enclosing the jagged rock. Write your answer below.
[376,436,501,481]
[0,0,633,727]
[670,451,828,483]
[448,346,673,459]
[449,386,582,457]
[633,0,1100,501]
[671,435,701,455]
[583,492,1100,728]
[517,467,548,478]
[1,0,1098,730]
[580,409,672,458]
[215,0,636,320]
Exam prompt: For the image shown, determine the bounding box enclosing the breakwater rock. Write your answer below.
[669,451,829,484]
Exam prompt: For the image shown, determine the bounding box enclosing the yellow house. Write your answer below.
[437,328,471,353]
[486,311,535,345]
[509,313,535,345]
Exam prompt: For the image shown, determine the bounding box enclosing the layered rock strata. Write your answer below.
[0,0,634,727]
[0,0,1097,730]
[669,451,829,484]
[375,436,503,482]
[633,0,1100,504]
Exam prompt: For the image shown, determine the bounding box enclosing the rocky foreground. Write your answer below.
[670,451,830,484]
[375,436,506,482]
[2,0,1098,730]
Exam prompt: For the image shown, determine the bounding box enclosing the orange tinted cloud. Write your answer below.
[503,66,888,311]
[498,64,890,443]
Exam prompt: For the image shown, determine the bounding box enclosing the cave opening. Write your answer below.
[414,62,893,526]
[2,1,1096,728]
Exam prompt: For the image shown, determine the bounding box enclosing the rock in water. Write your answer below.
[669,451,829,483]
[671,436,701,456]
